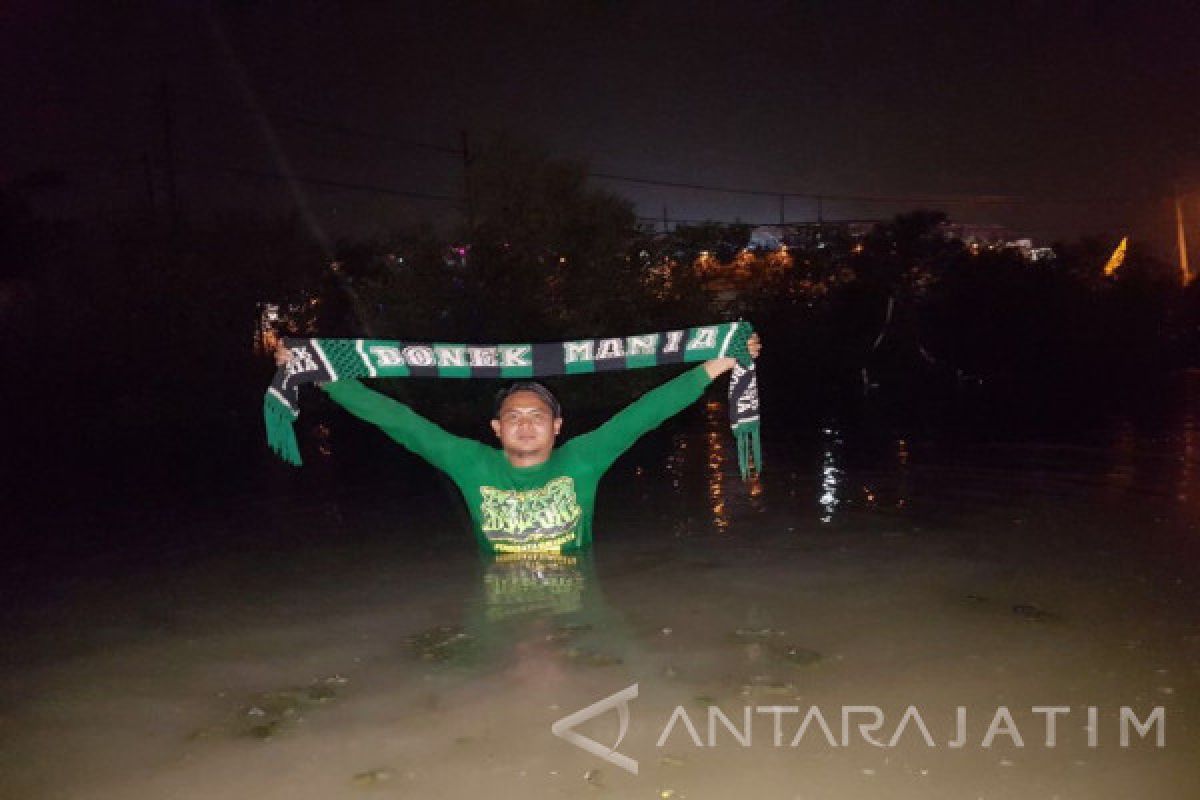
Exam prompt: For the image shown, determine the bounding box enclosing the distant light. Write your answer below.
[1103,237,1128,276]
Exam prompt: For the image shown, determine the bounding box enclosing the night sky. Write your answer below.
[4,1,1199,252]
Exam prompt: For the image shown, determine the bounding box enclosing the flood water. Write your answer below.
[3,373,1200,799]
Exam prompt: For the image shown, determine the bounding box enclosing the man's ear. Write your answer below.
[553,418,563,436]
[490,419,502,439]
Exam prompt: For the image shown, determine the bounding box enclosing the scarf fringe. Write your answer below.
[263,391,303,466]
[734,419,762,481]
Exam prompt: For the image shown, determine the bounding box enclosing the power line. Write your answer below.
[594,171,803,199]
[206,162,1127,233]
[269,114,462,157]
[596,170,1142,207]
[212,164,458,202]
[172,91,1149,208]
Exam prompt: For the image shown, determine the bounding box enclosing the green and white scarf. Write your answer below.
[264,321,761,479]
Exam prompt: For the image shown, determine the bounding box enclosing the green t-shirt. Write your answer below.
[322,365,713,554]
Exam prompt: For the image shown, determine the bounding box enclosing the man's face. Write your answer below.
[491,390,563,460]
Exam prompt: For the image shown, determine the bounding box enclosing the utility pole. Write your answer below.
[1175,189,1190,286]
[461,130,475,233]
[662,204,668,233]
[815,195,824,246]
[159,82,180,238]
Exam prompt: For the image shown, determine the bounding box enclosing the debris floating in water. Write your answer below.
[246,719,285,740]
[1011,603,1054,621]
[770,644,823,666]
[729,627,822,669]
[565,646,623,666]
[544,622,593,644]
[406,625,475,662]
[190,675,349,742]
[730,627,787,642]
[741,677,797,697]
[352,768,394,788]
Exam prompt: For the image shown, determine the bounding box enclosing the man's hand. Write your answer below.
[274,338,330,387]
[747,332,761,360]
[703,333,761,379]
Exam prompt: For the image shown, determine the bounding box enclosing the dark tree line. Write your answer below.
[5,139,1200,477]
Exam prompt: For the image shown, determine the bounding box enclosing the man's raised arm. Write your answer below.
[323,378,488,471]
[275,342,482,472]
[567,365,713,474]
[567,333,761,473]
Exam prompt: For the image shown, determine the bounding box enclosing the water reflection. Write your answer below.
[313,422,332,457]
[454,551,637,674]
[1106,420,1136,495]
[705,400,729,532]
[895,437,910,510]
[665,432,687,492]
[818,427,842,523]
[1177,407,1196,505]
[481,552,585,622]
[662,431,691,536]
[747,473,764,501]
[619,372,1200,541]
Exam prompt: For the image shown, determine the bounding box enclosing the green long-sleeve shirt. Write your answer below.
[322,365,714,554]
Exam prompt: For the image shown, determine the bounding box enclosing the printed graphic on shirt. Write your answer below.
[479,476,582,552]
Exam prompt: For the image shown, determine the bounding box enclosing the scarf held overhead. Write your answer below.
[264,321,761,479]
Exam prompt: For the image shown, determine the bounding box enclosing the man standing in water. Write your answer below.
[275,334,760,554]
